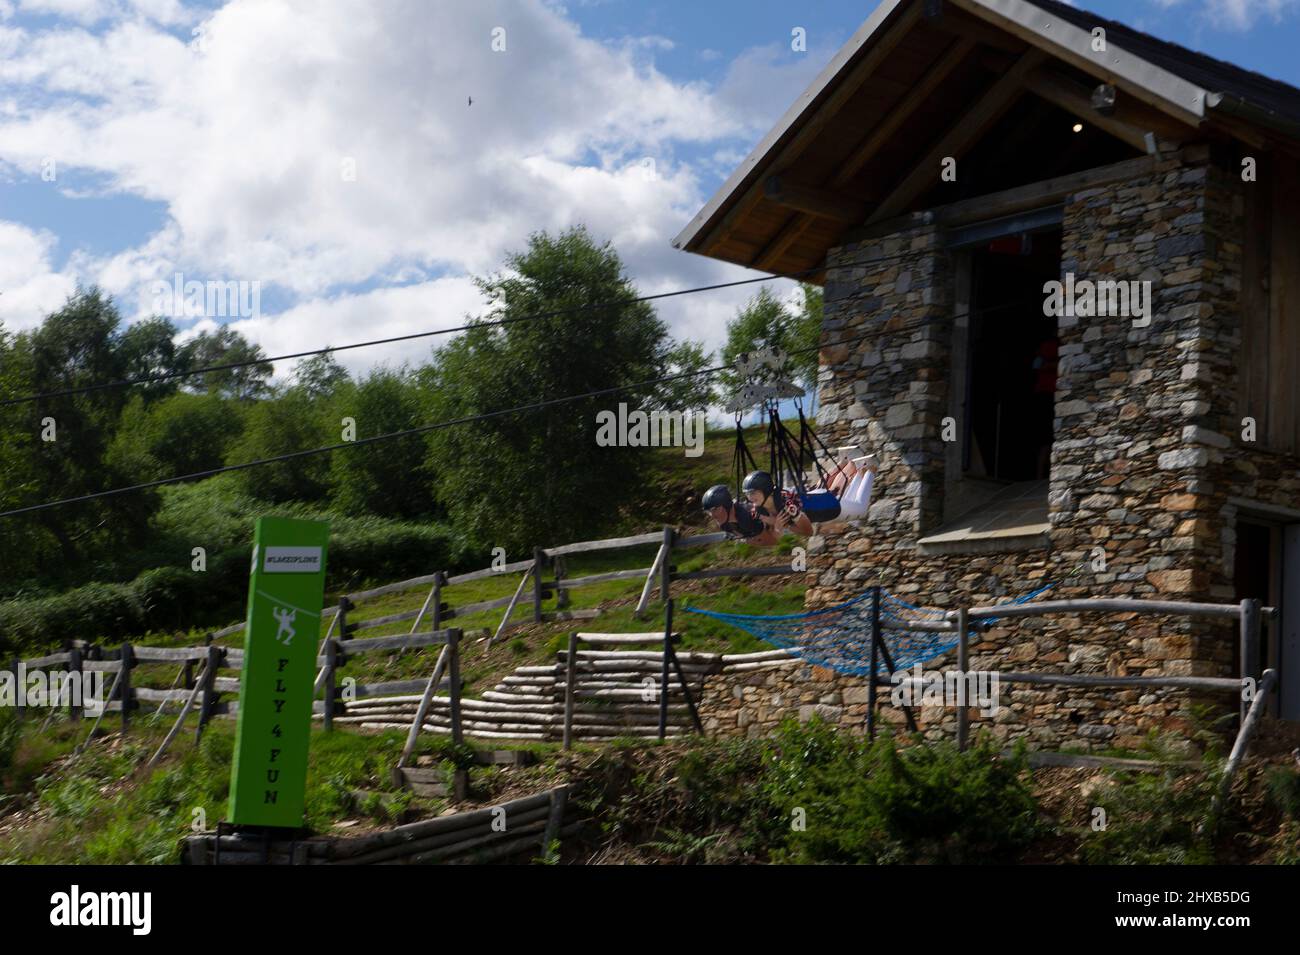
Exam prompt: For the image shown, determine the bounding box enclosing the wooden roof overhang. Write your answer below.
[673,0,1300,283]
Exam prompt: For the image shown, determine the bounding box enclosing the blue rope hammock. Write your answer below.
[685,584,1055,677]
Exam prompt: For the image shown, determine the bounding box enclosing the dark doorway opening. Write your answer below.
[1234,518,1283,715]
[964,227,1061,482]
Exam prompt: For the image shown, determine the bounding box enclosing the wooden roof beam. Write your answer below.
[833,36,978,185]
[683,1,921,257]
[763,176,870,223]
[750,212,820,272]
[930,6,1029,54]
[948,0,1206,128]
[1024,67,1185,153]
[867,46,1047,224]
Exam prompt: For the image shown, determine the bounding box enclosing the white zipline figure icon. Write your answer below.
[273,606,297,646]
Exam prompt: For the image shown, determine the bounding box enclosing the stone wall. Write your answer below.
[801,148,1261,751]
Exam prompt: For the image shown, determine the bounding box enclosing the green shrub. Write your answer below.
[608,720,1041,864]
[0,709,20,774]
[767,721,1041,864]
[1265,767,1300,820]
[1079,766,1216,865]
[0,506,463,652]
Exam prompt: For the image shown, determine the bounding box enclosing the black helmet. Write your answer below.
[701,485,732,511]
[742,470,775,496]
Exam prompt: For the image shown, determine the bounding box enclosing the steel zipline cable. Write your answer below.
[0,244,934,409]
[0,329,876,519]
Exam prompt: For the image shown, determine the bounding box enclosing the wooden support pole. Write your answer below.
[563,633,579,751]
[487,564,533,651]
[541,786,569,858]
[659,526,675,608]
[532,547,546,623]
[144,661,208,774]
[658,599,674,740]
[409,572,443,637]
[431,572,445,632]
[67,644,83,722]
[195,644,220,743]
[1239,598,1262,725]
[634,540,668,619]
[554,555,570,610]
[74,665,124,757]
[447,629,463,745]
[323,637,338,733]
[120,642,134,732]
[956,607,970,751]
[396,643,450,770]
[1213,668,1278,819]
[668,642,705,735]
[867,586,880,740]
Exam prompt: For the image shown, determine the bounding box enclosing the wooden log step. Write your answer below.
[398,767,468,800]
[481,691,550,704]
[471,750,539,766]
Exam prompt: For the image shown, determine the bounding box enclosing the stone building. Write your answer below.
[675,0,1300,748]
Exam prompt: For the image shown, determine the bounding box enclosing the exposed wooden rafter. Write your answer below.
[867,46,1047,224]
[947,0,1206,127]
[763,176,869,222]
[750,212,820,273]
[1023,67,1186,153]
[694,2,922,258]
[833,35,978,185]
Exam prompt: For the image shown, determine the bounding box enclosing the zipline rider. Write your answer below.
[701,483,796,548]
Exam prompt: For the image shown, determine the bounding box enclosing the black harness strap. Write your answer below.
[796,402,837,491]
[733,413,758,501]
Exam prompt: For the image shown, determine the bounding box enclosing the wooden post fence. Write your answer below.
[659,526,674,609]
[447,629,464,745]
[119,642,134,732]
[658,599,674,740]
[323,637,339,733]
[67,643,83,723]
[634,539,669,619]
[1239,597,1262,725]
[562,632,579,751]
[195,643,221,743]
[396,638,452,771]
[532,547,546,624]
[956,607,969,752]
[867,586,880,740]
[1212,667,1278,820]
[554,555,570,611]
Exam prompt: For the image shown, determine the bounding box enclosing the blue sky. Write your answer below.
[0,0,1296,377]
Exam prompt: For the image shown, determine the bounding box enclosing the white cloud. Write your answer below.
[0,0,807,362]
[15,0,187,26]
[182,275,488,380]
[1203,0,1297,29]
[0,220,78,329]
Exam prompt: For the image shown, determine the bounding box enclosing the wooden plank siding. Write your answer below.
[1241,152,1300,454]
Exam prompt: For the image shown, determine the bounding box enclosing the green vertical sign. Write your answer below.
[228,517,330,828]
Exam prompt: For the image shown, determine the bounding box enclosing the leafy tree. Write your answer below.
[118,316,186,403]
[328,369,436,519]
[107,391,245,481]
[0,326,56,584]
[15,289,156,567]
[422,226,680,552]
[660,340,717,411]
[293,351,350,401]
[179,326,274,400]
[719,283,823,396]
[225,386,331,502]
